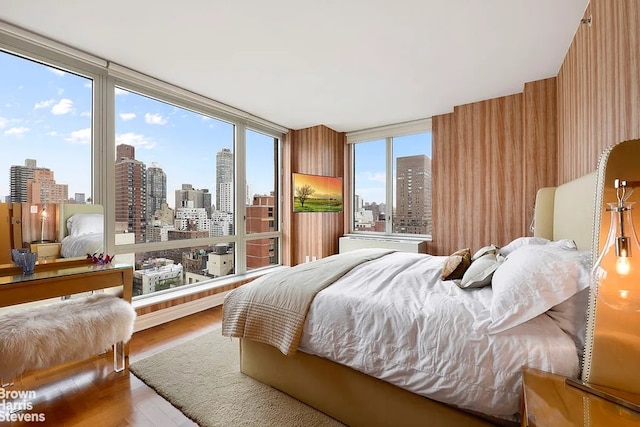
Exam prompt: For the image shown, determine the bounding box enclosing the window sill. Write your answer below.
[132,265,287,310]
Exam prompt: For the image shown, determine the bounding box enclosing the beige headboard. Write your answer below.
[56,204,104,242]
[533,171,597,251]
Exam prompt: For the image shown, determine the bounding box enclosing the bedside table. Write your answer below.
[29,242,62,260]
[521,366,640,426]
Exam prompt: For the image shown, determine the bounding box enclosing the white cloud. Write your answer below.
[51,98,74,115]
[119,112,136,121]
[360,171,386,184]
[0,116,7,128]
[145,113,167,125]
[34,99,56,109]
[4,127,30,136]
[80,111,92,118]
[116,132,156,150]
[46,131,60,137]
[57,88,64,95]
[115,88,129,96]
[48,67,66,76]
[84,82,92,89]
[65,128,91,145]
[201,115,211,121]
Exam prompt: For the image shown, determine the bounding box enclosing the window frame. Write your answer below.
[0,23,286,301]
[346,119,432,239]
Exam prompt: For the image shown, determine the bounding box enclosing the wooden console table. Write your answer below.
[0,262,133,307]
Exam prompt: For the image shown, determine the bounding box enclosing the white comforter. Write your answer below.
[298,252,580,419]
[61,233,104,258]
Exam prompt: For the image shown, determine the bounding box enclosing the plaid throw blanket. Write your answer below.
[222,248,394,355]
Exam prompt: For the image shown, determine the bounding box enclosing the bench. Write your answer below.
[0,293,136,384]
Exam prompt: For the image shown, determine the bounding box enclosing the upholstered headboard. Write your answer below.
[533,171,597,251]
[56,204,104,242]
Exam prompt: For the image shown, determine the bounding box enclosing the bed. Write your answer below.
[57,204,105,259]
[222,172,597,427]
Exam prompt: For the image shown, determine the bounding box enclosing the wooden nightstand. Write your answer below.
[521,366,640,426]
[29,242,62,260]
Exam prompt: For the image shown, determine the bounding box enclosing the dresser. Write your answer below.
[521,366,640,426]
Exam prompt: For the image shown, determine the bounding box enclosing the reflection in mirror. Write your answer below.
[0,203,105,265]
[579,139,640,410]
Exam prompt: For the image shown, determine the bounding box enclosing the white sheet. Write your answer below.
[298,252,580,420]
[61,233,104,258]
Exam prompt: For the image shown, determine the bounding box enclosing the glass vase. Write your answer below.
[592,201,640,311]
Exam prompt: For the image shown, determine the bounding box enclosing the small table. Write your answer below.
[521,366,640,426]
[0,262,133,307]
[29,241,62,260]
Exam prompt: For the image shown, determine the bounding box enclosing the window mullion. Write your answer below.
[385,137,394,234]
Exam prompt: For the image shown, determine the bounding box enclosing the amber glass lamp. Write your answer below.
[591,179,640,312]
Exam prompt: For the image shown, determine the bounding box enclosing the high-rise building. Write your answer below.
[393,155,432,235]
[74,193,86,204]
[27,168,68,204]
[246,194,276,269]
[216,148,233,212]
[146,162,167,226]
[115,144,147,243]
[10,159,68,203]
[175,184,212,216]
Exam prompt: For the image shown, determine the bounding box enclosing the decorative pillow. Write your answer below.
[67,213,104,237]
[440,248,471,281]
[471,244,499,262]
[459,253,504,289]
[497,237,550,257]
[488,245,591,333]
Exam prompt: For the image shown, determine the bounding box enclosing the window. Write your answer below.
[0,29,284,301]
[0,50,93,205]
[348,121,432,237]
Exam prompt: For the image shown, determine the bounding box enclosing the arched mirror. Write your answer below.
[579,139,640,408]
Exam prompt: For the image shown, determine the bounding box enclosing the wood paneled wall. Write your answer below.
[282,125,346,265]
[558,0,640,182]
[431,79,557,255]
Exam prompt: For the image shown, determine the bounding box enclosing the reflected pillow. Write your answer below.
[67,213,104,237]
[441,248,471,281]
[488,245,591,333]
[459,253,504,289]
[547,288,590,360]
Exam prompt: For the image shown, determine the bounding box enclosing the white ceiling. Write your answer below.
[0,0,588,133]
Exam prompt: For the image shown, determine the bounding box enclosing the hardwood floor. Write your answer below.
[2,306,224,426]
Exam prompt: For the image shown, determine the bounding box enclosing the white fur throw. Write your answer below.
[0,293,136,381]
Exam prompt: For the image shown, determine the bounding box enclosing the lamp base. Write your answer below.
[565,377,640,413]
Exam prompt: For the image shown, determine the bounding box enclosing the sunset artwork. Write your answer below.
[293,173,343,212]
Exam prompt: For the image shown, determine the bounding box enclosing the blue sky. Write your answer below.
[0,50,275,208]
[0,48,429,209]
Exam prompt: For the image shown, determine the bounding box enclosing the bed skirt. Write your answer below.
[239,338,516,427]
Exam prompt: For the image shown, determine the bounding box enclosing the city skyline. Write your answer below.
[0,50,276,206]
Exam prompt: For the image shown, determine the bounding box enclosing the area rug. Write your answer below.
[129,330,344,427]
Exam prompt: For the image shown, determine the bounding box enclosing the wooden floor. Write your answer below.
[2,306,224,427]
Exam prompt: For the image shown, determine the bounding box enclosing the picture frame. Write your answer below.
[292,172,343,213]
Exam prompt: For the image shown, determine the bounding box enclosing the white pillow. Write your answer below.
[459,253,504,289]
[67,213,104,237]
[498,237,550,257]
[488,245,591,333]
[471,244,499,262]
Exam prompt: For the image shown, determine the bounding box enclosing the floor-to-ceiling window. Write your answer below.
[0,28,284,300]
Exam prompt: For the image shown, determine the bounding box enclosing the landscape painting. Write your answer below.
[293,172,343,213]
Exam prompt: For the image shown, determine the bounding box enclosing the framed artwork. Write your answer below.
[292,172,343,213]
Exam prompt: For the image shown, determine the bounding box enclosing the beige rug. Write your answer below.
[129,330,344,427]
